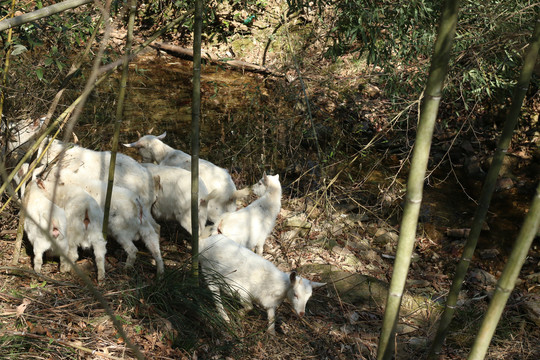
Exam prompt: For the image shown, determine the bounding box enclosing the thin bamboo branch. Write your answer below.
[191,0,203,276]
[103,0,137,241]
[376,1,461,359]
[0,0,93,32]
[428,17,540,359]
[2,0,20,261]
[468,181,540,359]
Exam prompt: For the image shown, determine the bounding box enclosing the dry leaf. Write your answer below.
[16,298,31,317]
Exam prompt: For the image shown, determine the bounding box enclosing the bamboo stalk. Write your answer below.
[191,0,203,277]
[103,0,137,240]
[0,0,93,32]
[428,17,540,359]
[468,182,540,359]
[376,1,461,359]
[2,0,21,261]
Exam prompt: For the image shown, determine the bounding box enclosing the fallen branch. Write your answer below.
[150,42,284,77]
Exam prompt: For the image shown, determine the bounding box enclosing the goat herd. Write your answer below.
[3,119,325,334]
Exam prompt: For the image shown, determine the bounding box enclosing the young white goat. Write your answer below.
[200,234,326,334]
[123,132,250,223]
[141,163,215,235]
[38,139,160,232]
[39,178,107,282]
[209,173,281,255]
[2,117,45,164]
[23,180,69,274]
[56,172,164,276]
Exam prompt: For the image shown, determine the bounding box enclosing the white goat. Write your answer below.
[200,234,326,334]
[38,139,160,233]
[2,116,45,161]
[23,180,69,274]
[209,173,281,255]
[39,178,107,282]
[123,132,250,223]
[141,163,215,235]
[56,172,164,276]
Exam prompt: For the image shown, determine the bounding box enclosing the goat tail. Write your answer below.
[83,209,90,230]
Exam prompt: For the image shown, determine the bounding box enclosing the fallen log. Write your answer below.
[150,42,284,77]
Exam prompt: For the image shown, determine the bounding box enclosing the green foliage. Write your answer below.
[1,2,94,86]
[289,0,537,111]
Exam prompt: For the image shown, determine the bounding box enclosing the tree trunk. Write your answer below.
[150,42,283,77]
[103,0,137,240]
[191,0,203,276]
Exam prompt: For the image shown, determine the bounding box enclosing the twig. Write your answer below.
[1,331,127,360]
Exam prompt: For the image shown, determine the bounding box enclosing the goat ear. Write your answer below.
[157,131,167,140]
[36,178,45,190]
[310,281,326,289]
[31,118,41,129]
[289,271,297,285]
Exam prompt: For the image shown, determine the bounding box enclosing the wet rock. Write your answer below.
[365,249,381,262]
[282,214,312,237]
[342,212,369,227]
[526,272,540,283]
[460,140,475,154]
[465,155,485,180]
[332,246,362,267]
[373,229,399,245]
[408,337,430,349]
[360,83,381,98]
[301,264,439,325]
[366,223,379,236]
[468,268,497,288]
[396,323,416,334]
[346,236,371,252]
[495,177,514,191]
[522,294,540,327]
[478,248,500,259]
[484,154,519,176]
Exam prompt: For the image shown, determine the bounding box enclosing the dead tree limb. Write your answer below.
[150,42,284,77]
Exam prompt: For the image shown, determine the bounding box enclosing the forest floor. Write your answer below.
[1,2,540,360]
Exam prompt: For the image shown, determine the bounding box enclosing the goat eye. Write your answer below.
[294,294,298,299]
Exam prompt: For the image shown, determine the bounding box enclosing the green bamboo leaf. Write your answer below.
[55,59,65,71]
[35,68,44,81]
